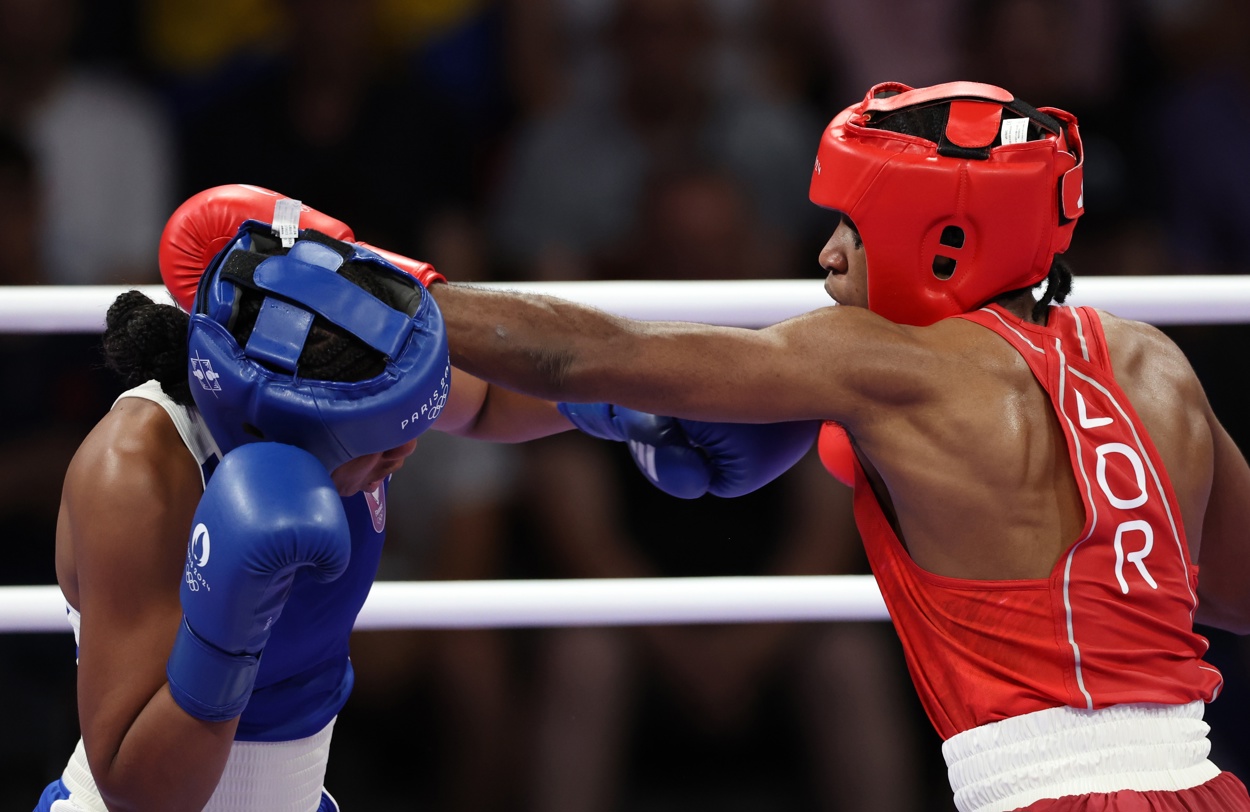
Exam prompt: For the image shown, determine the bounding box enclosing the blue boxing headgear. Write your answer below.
[187,223,450,472]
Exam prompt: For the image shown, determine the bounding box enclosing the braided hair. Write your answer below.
[103,291,195,406]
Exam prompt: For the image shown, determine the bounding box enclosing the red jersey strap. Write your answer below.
[957,304,1111,372]
[1049,305,1112,371]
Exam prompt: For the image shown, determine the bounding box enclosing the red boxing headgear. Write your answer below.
[809,81,1084,326]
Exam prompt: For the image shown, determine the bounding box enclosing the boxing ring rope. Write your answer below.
[0,276,1246,634]
[2,577,890,633]
[3,275,1250,331]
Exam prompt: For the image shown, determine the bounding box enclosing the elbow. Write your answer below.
[91,753,220,812]
[93,777,148,812]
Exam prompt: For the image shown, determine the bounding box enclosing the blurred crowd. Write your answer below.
[1,0,1248,809]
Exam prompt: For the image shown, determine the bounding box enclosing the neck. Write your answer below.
[994,293,1045,325]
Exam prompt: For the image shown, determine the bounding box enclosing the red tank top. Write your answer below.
[828,304,1223,740]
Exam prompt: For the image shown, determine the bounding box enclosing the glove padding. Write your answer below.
[356,240,445,288]
[818,421,856,487]
[159,184,445,311]
[167,442,351,721]
[559,402,819,499]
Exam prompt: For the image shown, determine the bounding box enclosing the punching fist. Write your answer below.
[559,402,819,499]
[159,185,356,310]
[166,443,350,722]
[356,240,446,289]
[159,184,446,311]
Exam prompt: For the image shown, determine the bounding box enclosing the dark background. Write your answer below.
[1,0,1247,809]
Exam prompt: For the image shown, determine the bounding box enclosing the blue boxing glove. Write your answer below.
[167,442,351,721]
[559,402,819,499]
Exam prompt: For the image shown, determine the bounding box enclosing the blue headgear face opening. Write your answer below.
[187,222,451,472]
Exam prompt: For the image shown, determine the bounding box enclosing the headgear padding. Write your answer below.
[187,223,450,472]
[809,81,1084,326]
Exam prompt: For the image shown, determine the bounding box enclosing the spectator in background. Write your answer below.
[0,0,175,285]
[811,0,966,101]
[177,0,483,262]
[959,0,1162,278]
[491,0,822,281]
[1149,0,1250,278]
[598,162,784,280]
[518,164,934,812]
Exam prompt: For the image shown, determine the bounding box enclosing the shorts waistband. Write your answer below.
[942,701,1220,812]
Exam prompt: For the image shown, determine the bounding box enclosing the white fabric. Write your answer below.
[66,603,80,648]
[115,380,221,486]
[201,719,336,812]
[943,701,1220,812]
[59,719,335,812]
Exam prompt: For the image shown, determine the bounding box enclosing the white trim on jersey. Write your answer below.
[1052,337,1097,710]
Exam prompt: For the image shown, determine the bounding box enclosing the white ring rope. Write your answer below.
[2,276,1250,332]
[0,274,1243,633]
[1,577,889,634]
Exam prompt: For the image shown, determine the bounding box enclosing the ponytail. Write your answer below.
[1033,255,1073,321]
[102,291,193,407]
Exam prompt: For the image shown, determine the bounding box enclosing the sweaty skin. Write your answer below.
[427,221,1250,633]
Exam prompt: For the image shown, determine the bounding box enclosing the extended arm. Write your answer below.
[429,283,918,428]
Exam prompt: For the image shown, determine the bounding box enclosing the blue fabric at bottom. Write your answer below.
[33,778,69,812]
[34,777,340,811]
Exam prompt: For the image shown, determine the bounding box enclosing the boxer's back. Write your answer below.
[849,303,1212,584]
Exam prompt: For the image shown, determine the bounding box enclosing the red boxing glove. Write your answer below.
[160,185,444,310]
[818,421,856,487]
[357,241,446,288]
[160,185,355,310]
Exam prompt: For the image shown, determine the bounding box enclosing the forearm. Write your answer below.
[447,383,574,442]
[430,283,854,425]
[433,283,611,399]
[85,685,238,812]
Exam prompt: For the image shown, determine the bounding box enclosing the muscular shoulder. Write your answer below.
[1095,310,1205,403]
[63,398,202,579]
[787,306,1003,425]
[68,398,199,497]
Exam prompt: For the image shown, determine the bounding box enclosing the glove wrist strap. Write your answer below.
[558,402,625,441]
[166,618,260,722]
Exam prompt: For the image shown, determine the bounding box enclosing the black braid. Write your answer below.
[102,290,194,406]
[1033,255,1073,320]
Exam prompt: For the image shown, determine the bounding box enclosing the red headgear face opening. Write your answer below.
[809,81,1084,326]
